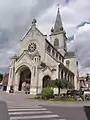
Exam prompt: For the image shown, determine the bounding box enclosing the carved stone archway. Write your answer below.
[16,65,31,91]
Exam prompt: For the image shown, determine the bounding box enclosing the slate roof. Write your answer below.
[65,52,76,58]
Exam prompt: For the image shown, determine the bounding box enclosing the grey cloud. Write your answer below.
[74,24,90,75]
[0,0,60,73]
[77,21,90,28]
[67,35,74,41]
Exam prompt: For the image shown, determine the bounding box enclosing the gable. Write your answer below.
[19,23,46,60]
[16,51,33,66]
[42,66,52,76]
[21,25,44,42]
[42,66,52,72]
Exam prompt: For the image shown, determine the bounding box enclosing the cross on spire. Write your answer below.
[32,19,37,26]
[57,4,59,12]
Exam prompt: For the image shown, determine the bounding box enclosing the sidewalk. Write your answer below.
[27,96,90,107]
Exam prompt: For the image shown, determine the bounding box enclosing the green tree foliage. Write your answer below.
[68,81,75,89]
[50,79,65,95]
[50,79,74,95]
[0,73,3,82]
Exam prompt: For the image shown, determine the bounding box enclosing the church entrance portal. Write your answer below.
[18,67,31,91]
[42,75,51,88]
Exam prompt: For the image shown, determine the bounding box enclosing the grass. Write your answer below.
[33,94,77,102]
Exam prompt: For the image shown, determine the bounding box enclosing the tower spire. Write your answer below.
[53,5,63,34]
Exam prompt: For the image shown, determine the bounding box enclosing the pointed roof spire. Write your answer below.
[53,4,63,33]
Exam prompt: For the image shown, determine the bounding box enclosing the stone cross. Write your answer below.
[32,19,37,26]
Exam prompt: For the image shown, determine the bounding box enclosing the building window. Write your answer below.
[35,58,36,62]
[76,61,78,66]
[52,49,55,56]
[62,58,64,63]
[47,44,51,53]
[56,52,58,59]
[54,38,59,47]
[66,60,70,68]
[61,70,63,79]
[34,66,36,77]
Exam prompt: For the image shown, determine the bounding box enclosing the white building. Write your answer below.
[7,8,79,94]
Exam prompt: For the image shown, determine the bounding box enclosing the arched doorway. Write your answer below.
[18,67,31,91]
[42,75,51,88]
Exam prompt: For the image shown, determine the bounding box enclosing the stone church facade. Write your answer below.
[7,8,79,94]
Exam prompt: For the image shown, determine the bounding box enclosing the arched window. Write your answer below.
[42,75,51,88]
[54,38,59,47]
[56,52,58,59]
[52,49,55,56]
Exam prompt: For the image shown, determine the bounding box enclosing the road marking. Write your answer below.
[8,108,47,112]
[54,119,66,120]
[9,110,52,115]
[10,114,59,120]
[8,107,66,120]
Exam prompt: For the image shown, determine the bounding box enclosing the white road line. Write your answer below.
[54,119,66,120]
[8,107,42,109]
[8,108,47,112]
[9,110,52,115]
[10,114,59,120]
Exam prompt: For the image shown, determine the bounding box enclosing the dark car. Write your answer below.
[66,90,83,96]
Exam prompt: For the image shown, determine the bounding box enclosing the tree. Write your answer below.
[51,78,65,95]
[60,79,74,89]
[0,73,3,82]
[50,79,75,95]
[68,81,75,89]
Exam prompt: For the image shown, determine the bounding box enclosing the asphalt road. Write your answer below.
[0,91,90,120]
[43,106,89,120]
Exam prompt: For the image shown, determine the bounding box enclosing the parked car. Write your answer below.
[0,83,2,89]
[83,89,90,95]
[83,89,90,100]
[66,89,83,97]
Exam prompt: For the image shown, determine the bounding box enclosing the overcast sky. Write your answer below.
[0,0,90,76]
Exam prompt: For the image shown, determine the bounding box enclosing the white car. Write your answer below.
[83,89,90,96]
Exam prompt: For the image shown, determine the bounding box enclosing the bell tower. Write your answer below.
[50,5,67,56]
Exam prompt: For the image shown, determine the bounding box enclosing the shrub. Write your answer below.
[41,87,54,99]
[54,96,77,101]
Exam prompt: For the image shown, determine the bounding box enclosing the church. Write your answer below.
[7,8,79,94]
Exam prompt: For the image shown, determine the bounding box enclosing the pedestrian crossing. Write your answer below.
[8,106,66,120]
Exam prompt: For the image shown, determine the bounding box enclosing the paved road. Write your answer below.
[8,106,65,120]
[8,105,89,120]
[44,106,88,120]
[0,91,90,120]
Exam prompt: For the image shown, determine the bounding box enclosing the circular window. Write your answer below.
[28,43,37,52]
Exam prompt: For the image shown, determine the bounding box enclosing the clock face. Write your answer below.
[28,42,37,52]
